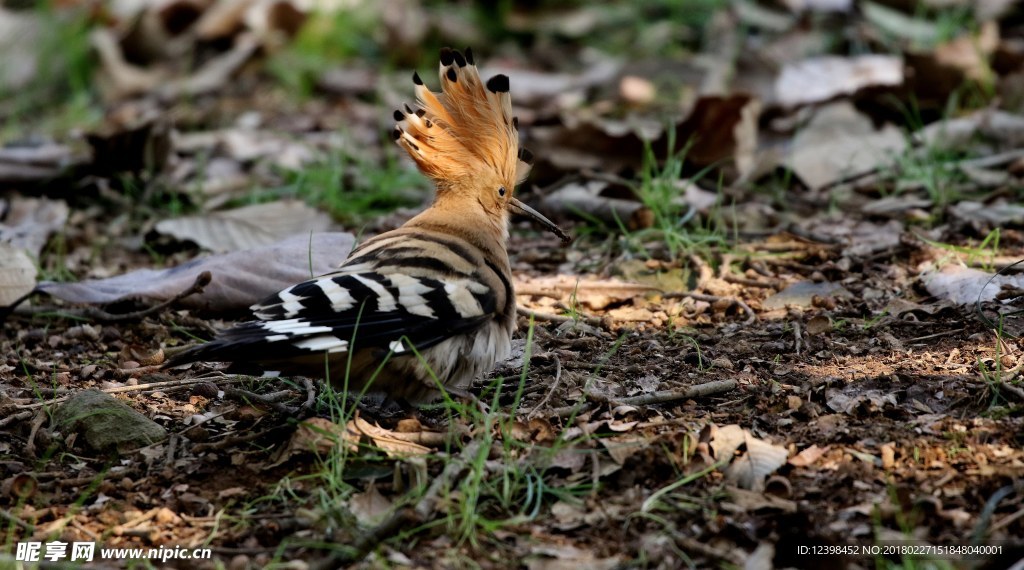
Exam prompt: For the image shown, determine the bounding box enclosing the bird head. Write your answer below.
[393,47,570,243]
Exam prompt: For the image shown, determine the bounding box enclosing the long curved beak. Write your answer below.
[509,197,572,243]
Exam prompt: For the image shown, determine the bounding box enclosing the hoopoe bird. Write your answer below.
[167,47,569,404]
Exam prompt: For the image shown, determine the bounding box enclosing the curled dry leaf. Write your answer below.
[0,243,37,308]
[710,424,789,492]
[36,233,355,312]
[350,416,431,457]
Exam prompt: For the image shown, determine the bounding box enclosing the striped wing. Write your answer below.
[173,270,495,364]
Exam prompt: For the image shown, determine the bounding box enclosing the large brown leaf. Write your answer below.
[36,233,354,312]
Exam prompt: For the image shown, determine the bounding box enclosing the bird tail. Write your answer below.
[392,47,531,189]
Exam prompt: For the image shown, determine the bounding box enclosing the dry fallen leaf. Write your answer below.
[775,55,903,107]
[539,180,653,230]
[0,242,37,307]
[921,263,1023,305]
[780,0,852,11]
[950,201,1024,226]
[826,387,898,415]
[787,102,905,190]
[346,483,394,527]
[933,20,999,81]
[599,436,649,465]
[350,416,431,457]
[916,109,1024,150]
[762,281,852,311]
[279,417,359,461]
[710,424,789,491]
[526,543,621,570]
[36,232,354,312]
[0,197,69,258]
[155,200,333,253]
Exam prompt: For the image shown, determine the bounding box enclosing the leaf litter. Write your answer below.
[2,1,1024,568]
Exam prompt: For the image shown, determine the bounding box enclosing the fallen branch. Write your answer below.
[589,379,737,407]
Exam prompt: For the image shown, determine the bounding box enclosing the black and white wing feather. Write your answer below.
[167,269,496,366]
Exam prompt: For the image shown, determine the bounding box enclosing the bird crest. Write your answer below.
[393,47,532,192]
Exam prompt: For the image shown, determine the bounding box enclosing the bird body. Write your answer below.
[167,48,568,404]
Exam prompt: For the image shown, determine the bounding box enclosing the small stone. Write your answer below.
[710,357,734,370]
[154,507,180,524]
[229,554,250,570]
[66,324,100,341]
[54,389,167,453]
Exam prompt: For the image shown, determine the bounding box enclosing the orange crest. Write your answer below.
[393,47,531,191]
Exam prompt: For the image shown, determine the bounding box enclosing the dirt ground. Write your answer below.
[3,210,1023,569]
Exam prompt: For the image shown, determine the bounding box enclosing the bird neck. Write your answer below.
[407,191,509,252]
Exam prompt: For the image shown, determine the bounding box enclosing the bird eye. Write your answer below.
[498,186,506,197]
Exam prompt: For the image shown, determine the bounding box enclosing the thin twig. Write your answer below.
[598,379,737,407]
[191,425,289,453]
[793,320,803,356]
[527,355,562,418]
[300,378,317,414]
[25,412,46,457]
[222,386,300,415]
[550,402,595,418]
[997,381,1024,403]
[16,374,260,409]
[0,509,33,531]
[517,306,603,327]
[0,410,33,428]
[722,274,783,289]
